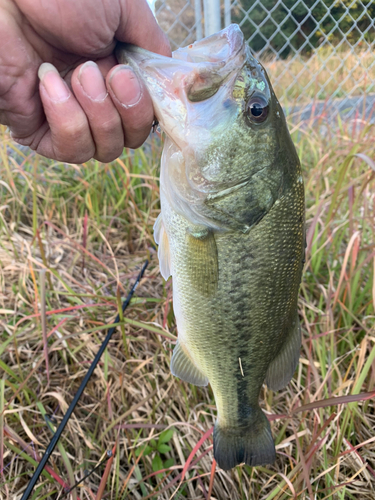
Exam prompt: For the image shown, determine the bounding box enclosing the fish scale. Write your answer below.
[117,23,305,470]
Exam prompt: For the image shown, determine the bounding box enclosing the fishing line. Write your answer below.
[60,449,113,498]
[44,414,113,497]
[21,260,149,500]
[44,413,113,498]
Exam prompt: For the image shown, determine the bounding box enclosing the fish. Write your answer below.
[116,24,305,471]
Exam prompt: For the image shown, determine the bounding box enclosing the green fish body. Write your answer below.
[117,24,305,470]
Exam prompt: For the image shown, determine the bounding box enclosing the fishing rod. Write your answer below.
[21,260,149,500]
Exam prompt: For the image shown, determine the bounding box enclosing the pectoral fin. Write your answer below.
[186,227,218,297]
[266,315,301,391]
[170,341,208,387]
[153,213,171,280]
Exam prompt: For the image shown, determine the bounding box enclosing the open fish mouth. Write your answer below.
[115,25,248,151]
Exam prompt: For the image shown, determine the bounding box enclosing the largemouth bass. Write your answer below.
[117,24,305,470]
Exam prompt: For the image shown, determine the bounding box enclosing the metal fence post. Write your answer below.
[204,0,221,36]
[224,0,231,28]
[195,0,203,40]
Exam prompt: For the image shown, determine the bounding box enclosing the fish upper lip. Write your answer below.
[115,43,240,76]
[115,24,246,73]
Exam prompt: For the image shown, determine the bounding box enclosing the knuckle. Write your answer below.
[60,117,88,140]
[53,119,95,162]
[125,136,148,150]
[94,146,123,163]
[128,112,153,133]
[99,117,121,136]
[54,146,93,163]
[124,128,150,149]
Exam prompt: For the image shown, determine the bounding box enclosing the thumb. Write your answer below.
[115,0,171,57]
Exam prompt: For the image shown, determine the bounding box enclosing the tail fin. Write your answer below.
[213,409,275,470]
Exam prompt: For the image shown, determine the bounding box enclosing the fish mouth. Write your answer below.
[117,23,244,66]
[115,25,247,151]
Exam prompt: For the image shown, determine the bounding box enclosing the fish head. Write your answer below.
[117,25,246,151]
[117,25,301,230]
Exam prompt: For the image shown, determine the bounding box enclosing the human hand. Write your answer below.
[0,0,171,163]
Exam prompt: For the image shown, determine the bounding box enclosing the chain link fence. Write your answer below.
[153,0,375,120]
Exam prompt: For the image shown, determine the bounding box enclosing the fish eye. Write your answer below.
[246,95,269,124]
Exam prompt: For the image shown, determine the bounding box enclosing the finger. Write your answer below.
[16,0,171,58]
[106,64,154,149]
[22,63,96,163]
[116,0,171,57]
[0,5,44,137]
[71,61,124,162]
[15,0,118,57]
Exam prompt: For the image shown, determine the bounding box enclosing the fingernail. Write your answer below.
[78,61,107,101]
[38,63,70,102]
[109,66,142,107]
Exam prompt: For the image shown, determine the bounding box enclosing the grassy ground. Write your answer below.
[1,112,375,500]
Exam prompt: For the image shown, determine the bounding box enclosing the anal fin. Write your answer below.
[170,341,208,387]
[266,315,301,391]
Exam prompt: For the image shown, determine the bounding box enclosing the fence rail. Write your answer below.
[153,0,375,119]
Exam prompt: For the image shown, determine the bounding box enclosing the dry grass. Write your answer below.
[1,113,375,500]
[262,46,375,103]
